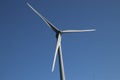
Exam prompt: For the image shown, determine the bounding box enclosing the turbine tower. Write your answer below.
[27,3,96,80]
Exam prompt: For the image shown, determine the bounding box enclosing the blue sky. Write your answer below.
[0,0,120,80]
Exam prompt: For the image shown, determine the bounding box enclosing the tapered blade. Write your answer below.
[52,34,61,72]
[27,3,59,32]
[62,29,96,33]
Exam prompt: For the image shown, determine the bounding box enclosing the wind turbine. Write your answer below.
[27,3,96,80]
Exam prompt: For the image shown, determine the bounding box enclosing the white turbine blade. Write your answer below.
[27,2,59,32]
[62,29,96,33]
[52,34,61,72]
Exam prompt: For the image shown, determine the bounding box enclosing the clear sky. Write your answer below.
[0,0,120,80]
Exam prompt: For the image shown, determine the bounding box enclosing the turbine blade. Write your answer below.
[62,29,96,33]
[27,2,59,32]
[52,34,61,72]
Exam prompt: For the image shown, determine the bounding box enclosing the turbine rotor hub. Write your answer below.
[56,31,61,38]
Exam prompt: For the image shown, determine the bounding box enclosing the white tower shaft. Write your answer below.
[58,43,65,80]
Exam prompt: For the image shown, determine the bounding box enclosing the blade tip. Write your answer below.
[93,29,96,31]
[26,2,29,5]
[90,29,96,31]
[52,68,54,72]
[26,2,32,8]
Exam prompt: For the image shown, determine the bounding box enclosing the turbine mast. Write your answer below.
[58,42,65,80]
